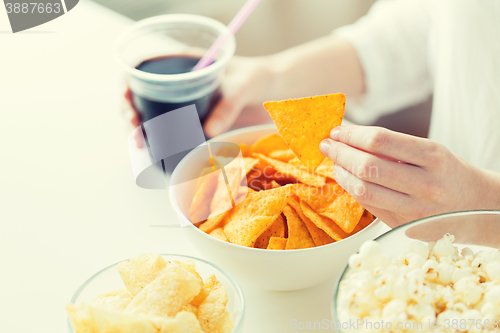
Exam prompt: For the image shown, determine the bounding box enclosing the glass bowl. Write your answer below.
[68,254,245,333]
[332,210,500,332]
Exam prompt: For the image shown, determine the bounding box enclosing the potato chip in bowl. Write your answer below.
[67,254,244,333]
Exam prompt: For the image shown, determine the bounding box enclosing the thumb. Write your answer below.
[204,98,244,137]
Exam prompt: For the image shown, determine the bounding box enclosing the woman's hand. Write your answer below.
[319,125,500,228]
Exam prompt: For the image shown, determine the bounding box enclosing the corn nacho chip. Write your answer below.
[198,275,234,333]
[250,133,289,156]
[253,153,325,187]
[254,214,286,249]
[126,264,201,318]
[267,237,287,250]
[283,204,315,249]
[263,93,345,171]
[315,158,335,180]
[223,185,293,247]
[159,310,203,333]
[295,183,362,233]
[117,253,167,296]
[189,169,220,223]
[287,195,333,247]
[300,200,349,241]
[269,149,296,161]
[200,157,245,233]
[270,180,281,188]
[92,289,132,312]
[209,228,229,242]
[243,157,259,175]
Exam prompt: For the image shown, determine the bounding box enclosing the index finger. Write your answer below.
[330,125,434,167]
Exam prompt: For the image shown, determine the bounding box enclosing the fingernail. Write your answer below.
[319,139,332,154]
[330,128,340,140]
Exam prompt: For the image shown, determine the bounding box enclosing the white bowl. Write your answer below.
[170,124,389,291]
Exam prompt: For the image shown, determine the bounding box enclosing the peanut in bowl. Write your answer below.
[169,124,388,291]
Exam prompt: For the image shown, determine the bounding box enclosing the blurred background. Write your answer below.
[94,0,432,137]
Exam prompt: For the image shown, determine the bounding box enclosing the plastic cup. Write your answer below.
[116,14,236,125]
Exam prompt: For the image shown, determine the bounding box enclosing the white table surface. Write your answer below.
[0,2,389,332]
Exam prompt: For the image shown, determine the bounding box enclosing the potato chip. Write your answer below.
[182,304,199,317]
[295,183,362,233]
[283,204,315,249]
[66,303,95,333]
[287,195,333,247]
[223,185,292,247]
[253,153,325,187]
[189,169,220,223]
[267,237,287,250]
[198,275,234,333]
[159,311,203,333]
[209,228,229,242]
[269,149,296,161]
[263,93,345,171]
[117,253,167,296]
[66,303,158,333]
[92,289,132,312]
[250,133,289,156]
[91,305,158,333]
[300,200,349,241]
[175,260,209,307]
[254,214,286,249]
[126,264,201,318]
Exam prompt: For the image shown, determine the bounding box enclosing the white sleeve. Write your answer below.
[334,0,434,124]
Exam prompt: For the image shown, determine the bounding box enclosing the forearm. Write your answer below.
[261,36,365,101]
[478,169,500,210]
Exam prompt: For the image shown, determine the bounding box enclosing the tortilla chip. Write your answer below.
[349,215,374,234]
[269,149,296,161]
[250,133,289,156]
[295,183,362,233]
[282,204,315,249]
[223,185,293,247]
[270,180,281,188]
[198,275,234,333]
[209,228,229,242]
[117,253,167,296]
[126,264,201,318]
[189,169,220,223]
[243,157,259,175]
[300,200,350,241]
[92,289,132,312]
[315,158,335,180]
[254,215,286,249]
[263,94,345,171]
[200,157,245,233]
[267,237,287,250]
[253,153,325,187]
[159,311,203,333]
[287,195,333,246]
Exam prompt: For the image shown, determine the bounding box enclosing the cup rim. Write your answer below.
[169,124,383,253]
[68,253,245,333]
[330,209,500,329]
[115,14,236,83]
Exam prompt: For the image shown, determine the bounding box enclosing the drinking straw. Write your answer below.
[193,0,261,70]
